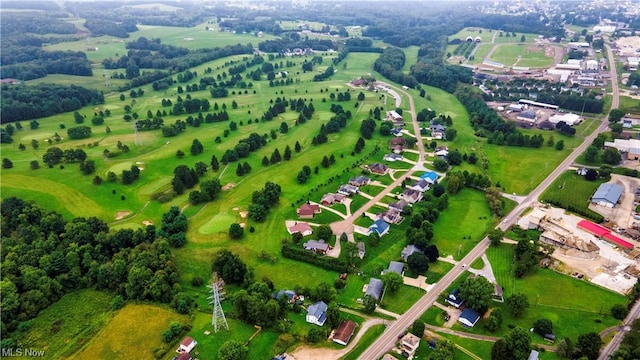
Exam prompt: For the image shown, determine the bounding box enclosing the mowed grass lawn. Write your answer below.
[16,290,112,358]
[74,303,189,360]
[340,324,386,360]
[540,171,606,218]
[478,244,626,341]
[489,44,553,68]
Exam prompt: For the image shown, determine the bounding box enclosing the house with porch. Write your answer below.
[287,222,313,236]
[306,301,327,326]
[297,203,321,218]
[368,163,389,175]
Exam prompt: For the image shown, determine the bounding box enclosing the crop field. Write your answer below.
[73,303,189,360]
[489,44,553,68]
[540,171,606,218]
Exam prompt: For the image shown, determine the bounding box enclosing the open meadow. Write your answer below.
[488,43,554,68]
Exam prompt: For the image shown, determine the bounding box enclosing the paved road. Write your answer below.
[358,43,621,360]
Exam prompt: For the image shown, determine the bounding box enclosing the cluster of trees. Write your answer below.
[159,205,188,247]
[312,65,335,82]
[1,49,93,81]
[220,132,268,165]
[248,182,281,222]
[281,243,349,273]
[257,37,335,53]
[1,84,104,123]
[611,318,640,360]
[189,179,222,205]
[67,126,92,139]
[373,47,417,88]
[84,18,138,38]
[312,104,351,145]
[514,237,542,278]
[0,197,183,339]
[445,170,492,194]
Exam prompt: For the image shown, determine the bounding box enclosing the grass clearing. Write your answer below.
[15,290,112,358]
[540,171,605,219]
[489,44,553,68]
[73,303,189,360]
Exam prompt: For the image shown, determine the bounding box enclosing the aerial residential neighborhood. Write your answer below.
[2,0,640,360]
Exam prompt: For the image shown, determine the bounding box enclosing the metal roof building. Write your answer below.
[591,183,623,208]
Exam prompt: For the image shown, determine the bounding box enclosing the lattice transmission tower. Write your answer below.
[208,277,228,333]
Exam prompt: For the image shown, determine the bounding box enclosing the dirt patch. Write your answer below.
[142,220,153,226]
[232,207,239,211]
[239,222,246,228]
[239,211,248,218]
[222,182,235,191]
[115,211,131,220]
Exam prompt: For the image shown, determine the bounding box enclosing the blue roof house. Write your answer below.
[458,308,481,327]
[368,219,390,237]
[420,171,439,184]
[306,301,328,326]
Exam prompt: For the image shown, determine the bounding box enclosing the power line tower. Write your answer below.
[103,70,111,87]
[133,120,141,146]
[208,277,228,333]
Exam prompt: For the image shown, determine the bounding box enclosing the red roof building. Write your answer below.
[332,320,357,346]
[577,220,609,237]
[297,204,321,218]
[603,233,634,250]
[578,220,634,250]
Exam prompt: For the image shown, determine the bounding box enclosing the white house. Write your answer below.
[177,337,197,353]
[306,301,327,326]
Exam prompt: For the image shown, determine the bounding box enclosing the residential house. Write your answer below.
[389,199,410,213]
[297,203,321,218]
[338,184,359,196]
[378,209,402,224]
[410,179,430,192]
[528,350,540,360]
[303,240,330,254]
[273,289,300,304]
[365,278,384,300]
[420,171,439,184]
[383,153,404,162]
[386,110,403,122]
[388,137,406,153]
[401,333,421,357]
[357,241,366,259]
[435,146,449,157]
[368,163,389,175]
[176,353,192,360]
[321,193,345,205]
[445,289,464,308]
[390,128,404,136]
[458,308,481,327]
[177,337,197,353]
[385,261,404,275]
[349,175,371,187]
[430,123,446,139]
[306,301,328,326]
[401,244,421,261]
[402,188,423,203]
[332,320,357,346]
[287,222,313,236]
[368,218,390,237]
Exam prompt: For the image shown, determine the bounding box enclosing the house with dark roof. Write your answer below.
[349,175,370,187]
[430,123,446,139]
[287,222,313,236]
[369,163,389,175]
[420,171,439,184]
[591,183,623,207]
[458,308,481,327]
[390,128,404,136]
[357,241,366,259]
[410,179,430,192]
[378,209,402,224]
[401,244,421,261]
[273,289,299,304]
[365,278,384,300]
[297,203,321,218]
[389,137,406,153]
[177,337,197,353]
[386,261,404,275]
[383,153,404,162]
[176,352,192,360]
[303,240,330,254]
[402,188,423,203]
[389,199,410,212]
[435,146,449,157]
[321,193,345,205]
[445,289,464,308]
[338,184,359,196]
[306,301,328,326]
[368,218,390,237]
[332,320,357,346]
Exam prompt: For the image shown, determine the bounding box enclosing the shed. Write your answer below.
[591,183,623,207]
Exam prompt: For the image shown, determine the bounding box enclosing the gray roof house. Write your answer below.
[365,278,384,300]
[389,199,410,212]
[306,301,328,326]
[303,240,330,254]
[386,261,404,275]
[338,184,359,196]
[591,183,623,208]
[410,179,430,192]
[401,244,421,261]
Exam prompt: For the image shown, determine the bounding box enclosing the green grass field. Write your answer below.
[489,44,553,68]
[540,171,606,218]
[73,303,189,360]
[14,290,112,358]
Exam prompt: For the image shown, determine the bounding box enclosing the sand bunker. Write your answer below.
[115,211,131,220]
[239,211,248,218]
[222,183,236,191]
[239,223,246,228]
[142,220,153,226]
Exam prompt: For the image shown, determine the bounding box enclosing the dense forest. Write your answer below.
[1,84,104,124]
